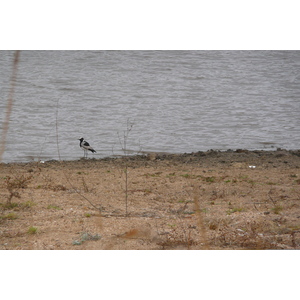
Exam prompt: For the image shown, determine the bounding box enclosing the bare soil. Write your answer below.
[1,149,300,250]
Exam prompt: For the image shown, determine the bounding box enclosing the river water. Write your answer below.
[1,50,300,163]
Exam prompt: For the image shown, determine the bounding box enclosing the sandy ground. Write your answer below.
[1,149,300,250]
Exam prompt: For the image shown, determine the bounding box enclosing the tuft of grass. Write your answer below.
[272,205,283,214]
[204,176,216,183]
[0,201,36,210]
[1,212,18,220]
[143,172,162,178]
[0,202,19,210]
[227,207,245,215]
[21,201,36,208]
[180,173,190,179]
[28,226,38,234]
[167,172,176,177]
[47,205,62,210]
[266,182,277,186]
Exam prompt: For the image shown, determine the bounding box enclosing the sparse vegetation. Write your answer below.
[117,119,137,217]
[1,212,18,220]
[1,150,300,249]
[47,205,62,210]
[227,207,245,215]
[3,173,34,206]
[28,226,38,234]
[272,205,283,214]
[1,51,299,250]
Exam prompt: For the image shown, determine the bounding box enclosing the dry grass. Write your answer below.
[1,150,300,250]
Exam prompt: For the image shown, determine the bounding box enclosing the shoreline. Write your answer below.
[2,148,300,167]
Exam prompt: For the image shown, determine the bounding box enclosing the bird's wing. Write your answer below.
[83,141,90,147]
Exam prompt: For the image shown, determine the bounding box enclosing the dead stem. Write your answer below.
[193,186,210,250]
[0,51,20,162]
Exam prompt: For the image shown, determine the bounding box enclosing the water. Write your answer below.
[1,50,300,163]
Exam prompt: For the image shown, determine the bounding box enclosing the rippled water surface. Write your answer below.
[1,51,300,163]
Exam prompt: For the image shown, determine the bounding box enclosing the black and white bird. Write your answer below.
[78,137,96,158]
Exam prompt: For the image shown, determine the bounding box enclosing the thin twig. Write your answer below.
[117,118,134,216]
[268,189,277,206]
[0,51,20,162]
[55,99,61,160]
[54,98,102,215]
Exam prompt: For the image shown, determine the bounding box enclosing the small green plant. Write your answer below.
[1,202,19,210]
[183,211,195,215]
[22,201,36,208]
[84,213,91,218]
[47,205,62,210]
[167,172,176,177]
[181,173,191,178]
[28,226,38,234]
[272,205,283,214]
[227,207,245,215]
[204,176,216,183]
[1,212,18,220]
[167,224,177,228]
[143,172,162,178]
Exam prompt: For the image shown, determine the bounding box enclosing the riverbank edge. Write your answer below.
[1,148,300,168]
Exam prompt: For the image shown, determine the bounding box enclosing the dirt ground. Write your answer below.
[1,149,300,250]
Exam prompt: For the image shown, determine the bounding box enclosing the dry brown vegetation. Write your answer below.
[1,149,300,250]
